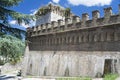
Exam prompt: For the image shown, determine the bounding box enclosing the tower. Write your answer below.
[35,2,65,26]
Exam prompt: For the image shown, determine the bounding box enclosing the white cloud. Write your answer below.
[9,20,17,25]
[9,20,35,28]
[52,0,60,3]
[67,0,112,6]
[30,9,38,15]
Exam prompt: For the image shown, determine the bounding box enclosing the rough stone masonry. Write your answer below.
[22,3,120,77]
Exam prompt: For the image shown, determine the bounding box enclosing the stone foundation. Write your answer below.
[22,49,120,77]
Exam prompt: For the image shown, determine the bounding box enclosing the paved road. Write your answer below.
[92,78,103,80]
[0,75,16,80]
[22,78,55,80]
[116,77,120,80]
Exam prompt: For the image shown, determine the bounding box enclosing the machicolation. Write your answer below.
[27,5,120,51]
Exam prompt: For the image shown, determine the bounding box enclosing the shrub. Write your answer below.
[104,73,119,80]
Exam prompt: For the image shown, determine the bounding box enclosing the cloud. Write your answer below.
[9,20,17,25]
[30,9,38,15]
[9,20,31,28]
[9,9,37,29]
[67,0,112,6]
[52,0,60,3]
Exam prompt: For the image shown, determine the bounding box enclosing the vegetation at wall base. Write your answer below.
[104,73,119,80]
[56,77,91,80]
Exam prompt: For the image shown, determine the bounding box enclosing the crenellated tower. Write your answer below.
[35,2,73,26]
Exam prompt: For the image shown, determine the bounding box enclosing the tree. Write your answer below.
[64,8,71,18]
[0,35,25,64]
[0,0,34,39]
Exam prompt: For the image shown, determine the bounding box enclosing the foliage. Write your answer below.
[104,73,119,80]
[0,0,34,39]
[0,35,25,64]
[64,8,71,18]
[56,77,91,80]
[36,7,50,17]
[0,0,34,25]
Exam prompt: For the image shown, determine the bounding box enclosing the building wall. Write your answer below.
[24,6,120,77]
[51,12,64,22]
[23,50,120,77]
[28,25,120,51]
[35,12,51,26]
[35,12,64,26]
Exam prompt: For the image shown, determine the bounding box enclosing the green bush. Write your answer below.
[104,73,119,80]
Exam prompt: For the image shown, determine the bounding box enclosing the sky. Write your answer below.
[10,0,120,30]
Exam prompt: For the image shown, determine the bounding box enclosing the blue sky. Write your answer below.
[10,0,120,30]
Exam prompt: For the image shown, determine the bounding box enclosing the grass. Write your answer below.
[104,73,119,80]
[56,77,91,80]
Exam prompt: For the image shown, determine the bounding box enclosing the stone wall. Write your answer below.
[36,12,65,26]
[24,5,120,77]
[28,6,120,38]
[23,50,120,77]
[28,24,120,51]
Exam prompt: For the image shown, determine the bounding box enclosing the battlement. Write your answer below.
[35,2,67,17]
[27,5,120,37]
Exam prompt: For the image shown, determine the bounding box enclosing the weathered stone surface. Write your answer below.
[23,51,120,77]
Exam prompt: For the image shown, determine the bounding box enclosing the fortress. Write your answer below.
[23,3,120,77]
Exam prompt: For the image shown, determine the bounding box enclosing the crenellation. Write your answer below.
[42,24,46,29]
[27,5,120,37]
[104,7,113,18]
[65,18,72,25]
[58,19,64,26]
[82,13,89,27]
[72,15,80,23]
[38,25,41,30]
[103,7,113,24]
[51,21,58,27]
[46,23,51,29]
[92,10,100,19]
[82,13,89,21]
[92,10,100,26]
[33,26,36,31]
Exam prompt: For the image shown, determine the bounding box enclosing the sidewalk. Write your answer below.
[92,78,103,80]
[116,77,120,80]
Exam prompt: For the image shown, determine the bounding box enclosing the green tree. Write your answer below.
[64,8,71,18]
[0,0,34,39]
[0,35,25,64]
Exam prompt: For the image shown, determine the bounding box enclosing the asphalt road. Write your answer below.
[0,75,16,80]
